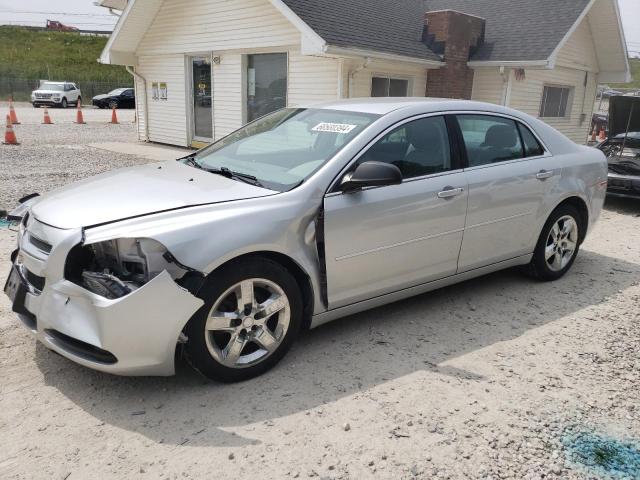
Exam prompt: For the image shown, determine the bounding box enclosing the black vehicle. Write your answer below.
[598,96,640,199]
[92,88,135,109]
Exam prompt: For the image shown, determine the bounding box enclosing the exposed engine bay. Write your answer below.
[65,238,189,299]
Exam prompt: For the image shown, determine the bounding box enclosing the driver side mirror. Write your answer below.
[340,161,403,193]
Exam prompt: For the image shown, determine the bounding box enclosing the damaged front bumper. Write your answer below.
[4,217,204,376]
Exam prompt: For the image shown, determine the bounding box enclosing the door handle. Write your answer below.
[437,187,464,199]
[536,169,554,180]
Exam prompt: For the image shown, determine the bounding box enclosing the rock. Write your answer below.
[343,423,351,432]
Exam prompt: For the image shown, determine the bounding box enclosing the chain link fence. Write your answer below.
[0,78,133,102]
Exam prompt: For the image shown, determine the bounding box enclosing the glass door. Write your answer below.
[191,57,213,140]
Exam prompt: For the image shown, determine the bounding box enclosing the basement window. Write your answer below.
[539,85,572,118]
[371,77,409,97]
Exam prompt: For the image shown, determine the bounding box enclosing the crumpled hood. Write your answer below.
[31,161,276,229]
[608,156,640,176]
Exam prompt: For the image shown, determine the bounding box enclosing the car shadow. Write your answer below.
[35,249,639,447]
[604,196,640,215]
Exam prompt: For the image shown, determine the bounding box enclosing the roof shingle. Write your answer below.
[281,0,442,61]
[281,0,591,62]
[424,0,591,61]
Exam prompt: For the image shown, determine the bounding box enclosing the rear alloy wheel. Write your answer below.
[185,258,302,382]
[525,205,582,281]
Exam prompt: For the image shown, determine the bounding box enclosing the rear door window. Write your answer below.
[456,115,524,167]
[518,123,545,157]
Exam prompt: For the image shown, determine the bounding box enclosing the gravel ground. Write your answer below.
[0,102,145,211]
[1,108,640,479]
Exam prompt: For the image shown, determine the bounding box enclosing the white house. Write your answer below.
[99,0,629,147]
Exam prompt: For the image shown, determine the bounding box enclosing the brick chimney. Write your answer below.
[424,10,485,99]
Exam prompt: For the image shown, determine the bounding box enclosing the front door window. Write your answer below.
[246,53,287,122]
[192,58,212,139]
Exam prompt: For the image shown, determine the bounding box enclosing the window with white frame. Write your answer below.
[539,85,572,118]
[371,76,409,97]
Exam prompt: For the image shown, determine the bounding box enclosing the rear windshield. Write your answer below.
[190,108,379,191]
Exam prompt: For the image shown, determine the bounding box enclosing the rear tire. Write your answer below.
[524,204,582,281]
[185,258,303,382]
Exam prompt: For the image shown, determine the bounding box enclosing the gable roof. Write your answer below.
[423,0,591,62]
[280,0,441,62]
[100,0,628,82]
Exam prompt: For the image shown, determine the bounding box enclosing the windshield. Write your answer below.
[108,88,127,95]
[189,108,379,191]
[40,83,65,91]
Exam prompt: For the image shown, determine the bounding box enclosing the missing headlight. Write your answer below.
[81,271,132,299]
[65,238,190,298]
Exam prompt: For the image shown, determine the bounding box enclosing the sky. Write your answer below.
[0,0,638,55]
[0,0,119,32]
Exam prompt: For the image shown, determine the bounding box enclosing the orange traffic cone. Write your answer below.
[75,101,85,124]
[110,106,119,124]
[8,98,20,125]
[3,114,20,145]
[42,107,53,125]
[598,128,606,141]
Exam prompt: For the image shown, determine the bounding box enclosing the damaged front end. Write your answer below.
[6,216,205,375]
[64,237,199,299]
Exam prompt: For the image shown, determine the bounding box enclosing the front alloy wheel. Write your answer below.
[205,278,291,368]
[185,258,302,382]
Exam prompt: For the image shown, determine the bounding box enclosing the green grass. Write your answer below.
[610,57,640,89]
[0,26,131,83]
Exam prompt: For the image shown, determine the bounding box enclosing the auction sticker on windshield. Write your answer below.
[312,123,357,134]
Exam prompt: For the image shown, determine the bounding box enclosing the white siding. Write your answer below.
[554,18,599,71]
[509,67,597,143]
[288,52,339,106]
[471,16,600,144]
[212,54,243,140]
[471,68,505,106]
[133,74,146,141]
[346,59,428,98]
[137,55,189,146]
[137,0,300,56]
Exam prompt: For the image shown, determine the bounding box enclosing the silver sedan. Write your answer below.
[4,99,608,382]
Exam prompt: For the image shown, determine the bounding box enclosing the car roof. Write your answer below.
[306,97,521,116]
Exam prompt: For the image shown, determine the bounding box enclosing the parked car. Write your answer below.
[92,88,135,109]
[4,99,608,382]
[597,95,640,199]
[31,82,81,108]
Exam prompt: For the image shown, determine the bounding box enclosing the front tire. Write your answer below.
[185,258,303,382]
[525,204,582,281]
[60,98,68,108]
